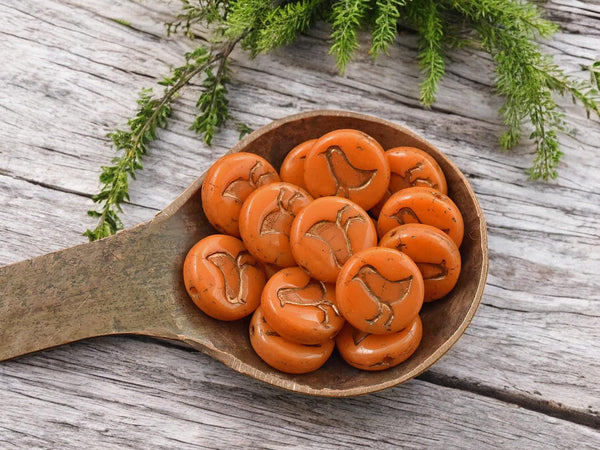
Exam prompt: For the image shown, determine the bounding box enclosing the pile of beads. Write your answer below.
[184,129,463,374]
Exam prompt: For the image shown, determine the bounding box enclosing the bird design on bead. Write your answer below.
[351,265,413,330]
[392,162,436,190]
[352,328,370,346]
[389,207,422,225]
[305,205,366,269]
[320,146,377,197]
[260,187,305,236]
[206,250,256,304]
[277,280,340,326]
[222,161,277,203]
[416,260,449,281]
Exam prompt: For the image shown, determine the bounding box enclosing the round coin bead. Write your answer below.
[371,146,447,217]
[289,196,378,283]
[239,182,313,267]
[261,266,345,345]
[279,139,316,190]
[303,129,390,211]
[379,224,461,302]
[336,316,423,371]
[183,234,266,321]
[377,187,464,247]
[336,246,424,335]
[201,152,280,237]
[249,306,335,374]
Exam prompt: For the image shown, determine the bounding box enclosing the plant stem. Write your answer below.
[87,36,245,240]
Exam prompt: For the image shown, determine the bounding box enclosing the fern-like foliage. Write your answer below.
[405,0,446,106]
[166,0,229,37]
[370,0,406,59]
[454,0,598,179]
[253,0,322,54]
[225,0,271,40]
[190,57,231,145]
[448,0,558,38]
[88,0,600,239]
[86,48,215,240]
[329,0,371,74]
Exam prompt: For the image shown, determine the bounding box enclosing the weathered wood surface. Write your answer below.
[0,0,598,447]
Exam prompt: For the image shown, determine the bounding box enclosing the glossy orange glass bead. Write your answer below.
[183,234,265,321]
[336,246,424,334]
[377,187,464,247]
[303,129,390,211]
[201,152,280,237]
[279,139,316,190]
[336,316,422,371]
[249,306,335,374]
[261,266,345,345]
[290,196,378,283]
[239,182,313,268]
[261,262,281,280]
[371,146,447,216]
[379,224,461,302]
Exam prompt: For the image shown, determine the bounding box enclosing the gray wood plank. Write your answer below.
[1,0,599,443]
[0,338,598,449]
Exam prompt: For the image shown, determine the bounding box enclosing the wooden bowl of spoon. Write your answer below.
[0,110,488,397]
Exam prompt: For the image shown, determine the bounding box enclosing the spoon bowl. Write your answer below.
[0,110,488,397]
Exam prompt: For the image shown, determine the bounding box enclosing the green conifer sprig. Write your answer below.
[407,0,446,106]
[166,0,229,37]
[253,0,322,54]
[190,55,231,146]
[87,0,600,239]
[369,0,406,59]
[329,0,371,74]
[85,43,233,240]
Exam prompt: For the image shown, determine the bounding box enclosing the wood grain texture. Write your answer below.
[1,337,599,449]
[1,0,599,446]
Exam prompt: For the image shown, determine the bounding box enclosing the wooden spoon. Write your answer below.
[0,110,488,397]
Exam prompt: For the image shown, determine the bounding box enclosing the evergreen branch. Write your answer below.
[190,50,231,145]
[329,0,371,74]
[236,121,253,139]
[527,100,566,180]
[166,0,229,37]
[588,61,600,90]
[85,48,220,241]
[406,0,446,106]
[188,32,250,145]
[85,0,600,239]
[254,0,322,54]
[446,0,558,39]
[225,0,271,40]
[473,14,566,178]
[540,58,600,120]
[370,0,405,59]
[458,0,599,179]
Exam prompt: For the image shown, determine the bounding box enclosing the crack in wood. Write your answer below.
[417,371,600,429]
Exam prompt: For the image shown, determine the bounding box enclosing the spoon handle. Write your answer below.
[0,222,175,361]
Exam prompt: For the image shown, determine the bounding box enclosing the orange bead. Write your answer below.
[303,129,390,210]
[261,262,281,280]
[239,182,313,267]
[336,316,423,371]
[261,267,345,345]
[249,306,335,374]
[279,139,316,190]
[377,187,464,247]
[183,234,265,321]
[290,197,378,283]
[336,247,424,334]
[379,224,461,302]
[371,146,447,216]
[201,152,280,237]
